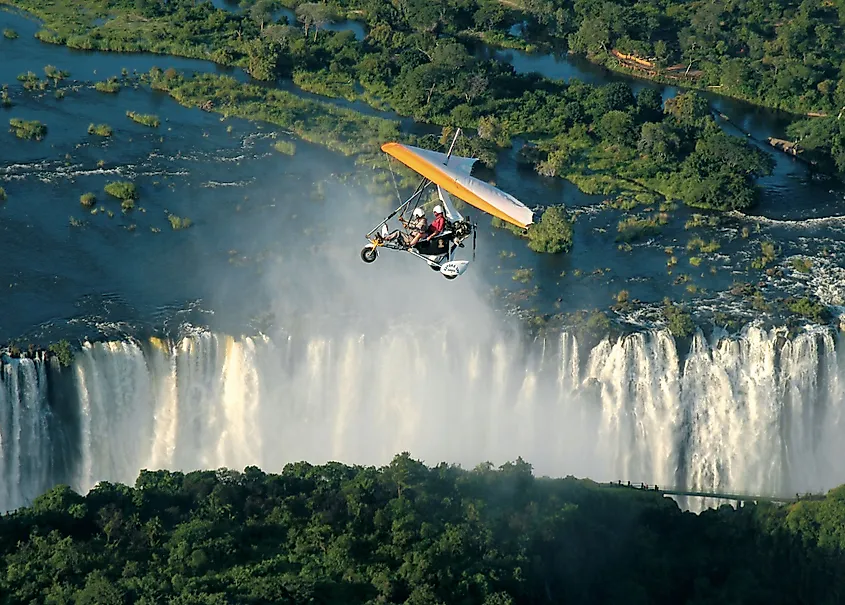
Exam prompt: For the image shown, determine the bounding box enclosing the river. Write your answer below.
[2,4,845,512]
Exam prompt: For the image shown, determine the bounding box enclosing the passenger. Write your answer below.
[423,205,446,242]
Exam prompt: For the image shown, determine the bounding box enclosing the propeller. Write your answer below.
[472,219,477,261]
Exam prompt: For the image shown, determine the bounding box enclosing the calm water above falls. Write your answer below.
[2,8,845,341]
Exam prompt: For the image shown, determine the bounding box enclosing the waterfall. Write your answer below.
[2,325,845,513]
[0,356,52,511]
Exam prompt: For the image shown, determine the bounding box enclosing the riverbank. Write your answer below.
[0,0,783,217]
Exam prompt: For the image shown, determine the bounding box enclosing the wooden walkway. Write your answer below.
[600,480,826,505]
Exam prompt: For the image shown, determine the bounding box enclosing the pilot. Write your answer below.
[383,207,427,248]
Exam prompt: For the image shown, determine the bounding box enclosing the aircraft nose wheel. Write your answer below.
[360,246,378,263]
[443,274,457,280]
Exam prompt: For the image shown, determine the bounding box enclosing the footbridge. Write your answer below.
[600,480,827,507]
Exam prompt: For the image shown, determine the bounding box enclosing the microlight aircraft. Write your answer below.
[361,129,534,280]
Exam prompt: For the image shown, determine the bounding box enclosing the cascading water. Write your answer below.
[2,325,845,513]
[0,355,52,512]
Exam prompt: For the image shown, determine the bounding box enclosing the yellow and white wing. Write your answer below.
[382,142,534,229]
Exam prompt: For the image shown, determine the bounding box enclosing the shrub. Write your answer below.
[9,118,47,140]
[167,214,193,230]
[527,205,574,253]
[104,181,138,202]
[88,123,113,136]
[663,298,694,337]
[95,79,120,93]
[48,340,73,367]
[126,111,159,127]
[785,296,830,323]
[80,192,96,207]
[273,139,296,155]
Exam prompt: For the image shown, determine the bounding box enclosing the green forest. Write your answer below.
[1,455,844,604]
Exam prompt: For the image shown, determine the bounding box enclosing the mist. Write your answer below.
[5,138,845,515]
[207,165,610,480]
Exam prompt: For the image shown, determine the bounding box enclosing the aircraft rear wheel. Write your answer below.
[360,246,378,263]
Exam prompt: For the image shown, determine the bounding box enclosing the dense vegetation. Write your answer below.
[1,455,843,604]
[4,0,780,210]
[87,122,113,136]
[8,117,47,140]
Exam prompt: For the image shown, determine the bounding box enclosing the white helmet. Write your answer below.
[433,205,443,215]
[412,207,424,218]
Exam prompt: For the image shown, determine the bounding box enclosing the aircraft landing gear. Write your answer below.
[360,246,378,263]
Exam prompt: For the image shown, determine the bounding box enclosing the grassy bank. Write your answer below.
[2,0,780,210]
[148,70,399,158]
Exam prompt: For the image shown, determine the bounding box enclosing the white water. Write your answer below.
[0,356,52,511]
[2,325,845,513]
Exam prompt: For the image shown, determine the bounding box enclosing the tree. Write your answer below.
[638,122,679,162]
[296,2,330,41]
[431,41,471,72]
[250,0,273,33]
[636,87,664,122]
[664,91,711,125]
[477,115,510,147]
[243,38,278,80]
[586,81,636,119]
[462,73,488,104]
[262,23,299,50]
[527,206,574,253]
[597,110,636,146]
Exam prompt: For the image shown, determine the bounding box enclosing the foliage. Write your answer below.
[616,213,667,242]
[94,79,120,93]
[686,236,720,254]
[4,0,781,208]
[272,139,296,155]
[2,456,844,604]
[80,192,96,207]
[9,118,47,140]
[3,28,18,39]
[785,296,830,323]
[527,205,573,253]
[751,240,779,269]
[148,71,399,157]
[126,111,160,127]
[790,257,812,274]
[104,181,138,204]
[43,64,69,84]
[47,340,73,367]
[512,267,533,282]
[87,123,113,136]
[663,297,694,337]
[167,214,193,230]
